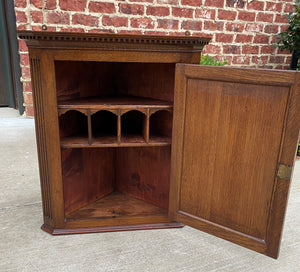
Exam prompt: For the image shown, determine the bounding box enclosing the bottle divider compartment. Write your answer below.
[58,102,172,147]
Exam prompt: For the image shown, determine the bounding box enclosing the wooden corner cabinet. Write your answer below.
[19,31,300,259]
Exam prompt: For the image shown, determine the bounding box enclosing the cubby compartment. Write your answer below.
[59,110,88,146]
[121,110,146,143]
[62,146,170,221]
[150,110,173,143]
[92,110,118,144]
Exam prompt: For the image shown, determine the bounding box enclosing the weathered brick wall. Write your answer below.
[14,0,294,116]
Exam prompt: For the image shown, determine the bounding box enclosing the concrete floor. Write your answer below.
[0,107,299,272]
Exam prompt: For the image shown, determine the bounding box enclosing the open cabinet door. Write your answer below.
[169,64,300,258]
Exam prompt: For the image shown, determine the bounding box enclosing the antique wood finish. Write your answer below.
[21,31,299,258]
[116,146,171,210]
[20,31,208,235]
[170,64,300,258]
[61,148,115,215]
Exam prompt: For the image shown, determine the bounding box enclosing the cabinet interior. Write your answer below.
[55,61,175,221]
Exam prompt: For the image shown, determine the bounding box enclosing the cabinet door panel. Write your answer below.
[170,65,300,258]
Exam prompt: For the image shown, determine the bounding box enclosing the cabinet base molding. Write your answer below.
[41,222,184,235]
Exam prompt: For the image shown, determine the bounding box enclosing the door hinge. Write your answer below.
[277,164,292,181]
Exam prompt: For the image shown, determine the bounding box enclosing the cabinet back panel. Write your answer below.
[114,63,175,102]
[55,61,114,102]
[55,62,175,103]
[61,148,115,215]
[116,146,171,210]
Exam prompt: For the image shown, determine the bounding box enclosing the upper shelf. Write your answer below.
[57,96,173,116]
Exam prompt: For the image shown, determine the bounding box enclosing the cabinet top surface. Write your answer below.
[17,31,210,51]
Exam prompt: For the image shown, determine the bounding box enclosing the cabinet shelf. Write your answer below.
[66,191,168,221]
[60,134,171,148]
[57,96,172,112]
[58,96,173,147]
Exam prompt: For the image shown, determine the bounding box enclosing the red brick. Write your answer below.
[242,45,259,54]
[15,11,27,23]
[60,27,85,32]
[88,29,115,34]
[266,2,282,12]
[280,25,288,33]
[238,11,255,21]
[172,7,193,18]
[119,4,144,15]
[225,22,244,32]
[23,82,32,93]
[277,48,291,55]
[89,2,116,13]
[15,0,27,8]
[33,26,56,31]
[102,16,128,27]
[117,30,143,35]
[252,56,268,65]
[157,19,179,29]
[26,106,34,117]
[30,11,43,23]
[147,6,170,16]
[284,3,295,13]
[22,67,31,79]
[202,44,221,54]
[215,33,234,43]
[247,1,264,10]
[144,31,167,35]
[218,10,236,20]
[30,0,43,8]
[181,0,202,6]
[17,25,27,31]
[235,34,253,43]
[20,54,30,66]
[261,45,276,54]
[257,13,273,23]
[130,18,154,28]
[275,14,288,23]
[205,0,224,8]
[23,93,33,105]
[47,12,70,24]
[204,21,223,31]
[45,0,56,10]
[72,14,99,26]
[226,0,244,8]
[158,0,178,4]
[253,34,269,44]
[195,9,215,20]
[192,32,212,38]
[245,23,263,33]
[181,20,202,31]
[232,56,250,65]
[129,0,153,2]
[269,56,285,64]
[264,25,279,34]
[60,0,87,11]
[223,45,241,54]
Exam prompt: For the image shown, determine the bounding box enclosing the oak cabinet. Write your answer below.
[19,31,300,259]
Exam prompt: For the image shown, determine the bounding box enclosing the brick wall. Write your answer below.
[14,0,294,116]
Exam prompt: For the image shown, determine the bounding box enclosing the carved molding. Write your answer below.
[30,58,53,223]
[18,31,210,47]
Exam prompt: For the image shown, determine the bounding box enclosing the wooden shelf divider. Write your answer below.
[58,96,172,147]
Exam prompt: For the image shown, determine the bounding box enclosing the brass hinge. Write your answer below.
[277,164,292,181]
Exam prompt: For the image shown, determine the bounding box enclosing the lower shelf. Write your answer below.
[66,192,168,221]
